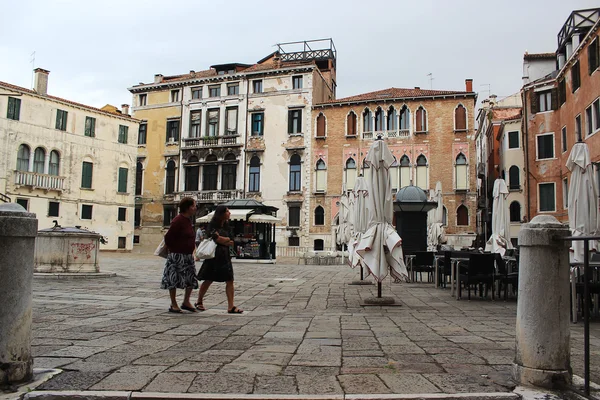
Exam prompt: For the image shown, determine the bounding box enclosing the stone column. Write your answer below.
[0,203,37,386]
[514,215,571,389]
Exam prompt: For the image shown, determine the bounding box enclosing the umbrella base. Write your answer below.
[362,296,398,305]
[349,280,373,285]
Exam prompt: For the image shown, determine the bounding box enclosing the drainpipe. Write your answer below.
[522,89,530,222]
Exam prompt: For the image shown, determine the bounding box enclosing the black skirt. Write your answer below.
[196,244,234,282]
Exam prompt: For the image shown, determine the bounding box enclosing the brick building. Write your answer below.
[522,8,600,222]
[311,81,478,249]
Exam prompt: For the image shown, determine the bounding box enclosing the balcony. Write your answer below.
[363,129,411,140]
[182,134,242,149]
[14,170,65,192]
[173,189,243,203]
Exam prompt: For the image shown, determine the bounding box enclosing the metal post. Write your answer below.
[377,282,382,298]
[583,239,590,396]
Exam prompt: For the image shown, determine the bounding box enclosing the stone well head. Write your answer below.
[35,225,102,273]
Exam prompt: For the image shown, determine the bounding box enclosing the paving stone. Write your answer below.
[233,351,293,365]
[187,372,254,393]
[90,371,158,391]
[62,360,124,373]
[379,373,442,393]
[132,351,188,366]
[43,345,111,358]
[338,373,391,394]
[33,357,79,368]
[432,353,487,364]
[187,349,244,363]
[424,373,504,393]
[254,375,298,394]
[166,361,221,372]
[144,372,196,393]
[295,373,343,394]
[37,371,108,390]
[219,362,283,375]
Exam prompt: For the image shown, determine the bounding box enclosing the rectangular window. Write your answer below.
[16,198,29,210]
[586,105,593,136]
[563,178,569,209]
[163,204,177,226]
[209,85,220,97]
[537,91,552,112]
[118,237,126,249]
[206,109,219,136]
[292,76,303,89]
[191,87,202,99]
[138,94,147,106]
[81,161,93,189]
[508,131,519,149]
[170,90,179,102]
[561,126,567,153]
[253,80,263,93]
[225,107,238,136]
[81,204,93,220]
[558,78,566,105]
[588,38,599,74]
[118,125,128,144]
[138,122,147,144]
[85,116,96,137]
[48,201,60,217]
[227,83,239,95]
[7,97,21,120]
[118,167,128,193]
[288,237,300,247]
[118,207,127,221]
[133,235,140,244]
[572,61,581,92]
[594,99,600,132]
[288,109,302,134]
[575,114,582,141]
[288,205,300,227]
[166,119,180,142]
[539,183,556,212]
[251,112,264,136]
[134,205,141,227]
[189,111,201,138]
[56,109,68,131]
[536,133,554,160]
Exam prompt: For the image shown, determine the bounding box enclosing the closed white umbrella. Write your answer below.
[356,139,409,289]
[566,142,599,261]
[349,176,368,268]
[427,181,445,250]
[485,178,513,256]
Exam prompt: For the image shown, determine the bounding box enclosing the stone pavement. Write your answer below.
[20,254,600,397]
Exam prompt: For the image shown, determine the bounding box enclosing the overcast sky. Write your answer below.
[1,0,598,110]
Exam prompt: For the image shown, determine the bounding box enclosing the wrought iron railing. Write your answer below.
[14,171,65,191]
[0,193,10,203]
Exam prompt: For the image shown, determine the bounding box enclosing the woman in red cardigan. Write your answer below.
[161,197,198,313]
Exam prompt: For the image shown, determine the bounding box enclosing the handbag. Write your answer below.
[154,239,168,259]
[195,238,217,260]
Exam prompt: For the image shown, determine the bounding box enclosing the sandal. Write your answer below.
[168,307,183,314]
[194,303,206,312]
[181,304,197,313]
[228,306,243,314]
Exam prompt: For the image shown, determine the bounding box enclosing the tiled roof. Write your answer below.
[0,80,138,121]
[492,107,522,120]
[523,52,555,60]
[320,87,473,105]
[161,69,217,82]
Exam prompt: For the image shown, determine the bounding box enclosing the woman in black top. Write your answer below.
[195,205,243,313]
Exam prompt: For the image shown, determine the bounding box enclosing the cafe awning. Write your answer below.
[198,209,253,223]
[248,214,281,224]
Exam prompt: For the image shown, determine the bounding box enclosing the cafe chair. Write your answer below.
[495,253,518,301]
[412,251,435,282]
[458,253,496,300]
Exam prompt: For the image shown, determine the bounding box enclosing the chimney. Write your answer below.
[414,86,420,90]
[34,68,50,95]
[154,74,163,84]
[465,79,473,92]
[121,104,130,116]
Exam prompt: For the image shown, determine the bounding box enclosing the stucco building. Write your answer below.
[311,81,478,250]
[0,69,140,250]
[522,8,600,222]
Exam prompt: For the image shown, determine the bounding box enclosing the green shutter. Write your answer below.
[82,162,93,188]
[7,97,21,120]
[118,167,128,192]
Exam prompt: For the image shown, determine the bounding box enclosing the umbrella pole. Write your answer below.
[360,265,364,280]
[377,282,382,298]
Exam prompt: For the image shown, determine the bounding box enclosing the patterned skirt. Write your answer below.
[160,253,199,290]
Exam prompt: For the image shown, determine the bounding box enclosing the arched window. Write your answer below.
[455,153,468,190]
[374,107,384,131]
[347,111,357,136]
[203,154,218,190]
[33,147,45,173]
[443,206,448,226]
[509,165,520,190]
[221,153,237,190]
[457,205,469,226]
[387,106,397,131]
[510,201,521,222]
[362,157,370,170]
[390,156,399,191]
[399,106,410,130]
[135,161,143,195]
[416,154,428,190]
[17,144,30,171]
[315,159,327,192]
[316,113,326,137]
[165,160,176,194]
[49,150,60,176]
[289,154,301,191]
[314,239,324,251]
[399,155,411,188]
[455,104,467,131]
[314,206,324,225]
[249,156,260,192]
[416,106,427,132]
[186,156,199,191]
[363,108,372,133]
[345,158,356,190]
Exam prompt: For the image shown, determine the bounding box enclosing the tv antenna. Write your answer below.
[427,73,434,89]
[480,83,491,98]
[30,51,36,89]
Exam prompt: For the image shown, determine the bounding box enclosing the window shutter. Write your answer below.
[589,40,598,74]
[456,165,467,190]
[118,168,128,192]
[416,109,423,131]
[530,91,538,114]
[550,88,558,110]
[317,114,325,137]
[288,111,293,133]
[455,106,466,130]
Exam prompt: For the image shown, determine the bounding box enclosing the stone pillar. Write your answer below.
[514,215,571,389]
[0,203,37,386]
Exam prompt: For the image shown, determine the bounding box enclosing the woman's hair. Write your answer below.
[179,197,195,214]
[211,205,229,227]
